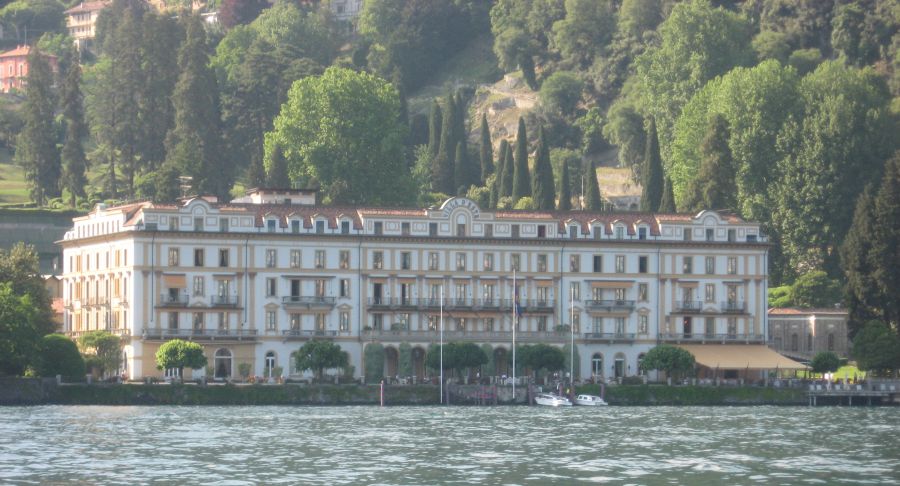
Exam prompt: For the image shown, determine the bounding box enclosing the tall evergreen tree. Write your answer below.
[640,118,664,212]
[659,176,676,213]
[479,113,493,183]
[16,47,59,206]
[512,117,531,201]
[427,99,442,158]
[111,8,143,196]
[584,159,603,211]
[60,50,88,208]
[841,186,881,336]
[138,12,182,173]
[558,154,572,210]
[871,152,900,330]
[531,126,555,210]
[432,93,456,194]
[453,141,468,195]
[266,143,290,188]
[164,15,228,198]
[246,155,266,189]
[684,114,736,211]
[500,142,516,197]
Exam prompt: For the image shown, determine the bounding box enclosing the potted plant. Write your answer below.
[238,362,252,383]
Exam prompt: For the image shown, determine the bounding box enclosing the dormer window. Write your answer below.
[291,220,301,233]
[341,220,350,234]
[638,227,647,240]
[727,229,736,242]
[706,229,714,241]
[615,226,624,239]
[592,226,602,239]
[569,225,578,239]
[267,219,277,233]
[374,222,383,235]
[316,220,325,234]
[537,225,546,238]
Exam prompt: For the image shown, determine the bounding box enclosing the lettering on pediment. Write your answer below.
[441,198,481,219]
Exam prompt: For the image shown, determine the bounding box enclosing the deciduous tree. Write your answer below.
[37,334,85,381]
[155,339,207,382]
[641,345,695,382]
[295,340,349,381]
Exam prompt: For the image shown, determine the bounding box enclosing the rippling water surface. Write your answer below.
[1,406,899,485]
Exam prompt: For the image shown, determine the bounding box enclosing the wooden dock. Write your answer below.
[808,383,898,406]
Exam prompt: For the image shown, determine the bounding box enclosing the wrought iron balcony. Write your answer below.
[210,295,240,308]
[281,329,338,340]
[361,328,568,343]
[159,293,189,306]
[581,332,637,343]
[721,301,746,313]
[585,300,636,312]
[659,332,766,343]
[141,328,258,341]
[282,296,336,308]
[675,300,703,312]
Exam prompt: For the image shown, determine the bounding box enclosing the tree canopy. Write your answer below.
[641,345,695,381]
[155,339,207,380]
[294,340,349,381]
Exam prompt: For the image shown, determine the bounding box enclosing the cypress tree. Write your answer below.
[246,155,266,189]
[454,141,468,195]
[16,47,59,206]
[112,8,143,197]
[841,186,880,336]
[479,113,493,183]
[512,117,531,201]
[685,114,736,212]
[872,152,900,329]
[138,11,182,173]
[640,118,664,212]
[558,154,572,210]
[60,50,88,208]
[427,99,442,158]
[499,140,514,198]
[432,93,456,194]
[584,159,603,211]
[659,176,676,213]
[164,15,228,199]
[531,126,555,210]
[266,143,290,188]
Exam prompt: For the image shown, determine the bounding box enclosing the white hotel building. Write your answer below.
[59,189,777,382]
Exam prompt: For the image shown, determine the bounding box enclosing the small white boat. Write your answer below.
[534,393,573,407]
[574,394,608,406]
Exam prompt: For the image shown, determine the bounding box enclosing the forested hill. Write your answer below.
[3,0,899,332]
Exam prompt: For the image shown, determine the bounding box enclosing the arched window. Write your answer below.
[214,348,233,379]
[791,334,799,352]
[265,351,276,378]
[591,353,604,378]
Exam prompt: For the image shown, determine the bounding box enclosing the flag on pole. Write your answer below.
[514,284,523,317]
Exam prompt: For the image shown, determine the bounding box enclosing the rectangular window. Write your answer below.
[316,220,325,234]
[192,276,204,296]
[536,286,549,305]
[193,248,204,267]
[537,316,548,331]
[217,280,229,298]
[705,317,715,337]
[638,227,647,240]
[427,315,438,331]
[592,316,603,333]
[705,256,715,274]
[457,223,466,237]
[705,283,715,303]
[168,312,178,330]
[341,221,350,234]
[291,220,301,234]
[592,287,603,301]
[396,313,409,330]
[615,226,625,239]
[511,225,520,238]
[569,281,580,301]
[485,318,495,331]
[219,249,229,267]
[340,279,350,298]
[455,283,468,304]
[572,313,580,333]
[315,250,325,269]
[639,315,648,334]
[401,222,410,236]
[194,218,203,232]
[266,249,277,268]
[290,250,302,269]
[340,250,350,269]
[727,229,736,242]
[683,228,692,241]
[638,256,648,273]
[484,224,493,238]
[482,283,495,303]
[706,228,714,241]
[614,288,626,302]
[615,255,625,273]
[456,253,466,271]
[428,252,439,271]
[682,287,694,303]
[682,256,693,274]
[483,253,494,271]
[266,278,276,297]
[314,279,326,297]
[569,226,578,239]
[537,254,548,273]
[373,251,383,270]
[217,312,226,331]
[315,313,326,332]
[537,225,546,238]
[429,223,438,236]
[168,248,179,266]
[593,255,602,273]
[569,254,580,273]
[401,252,411,270]
[340,311,350,332]
[373,314,383,330]
[219,218,230,234]
[638,283,648,302]
[727,285,738,304]
[727,257,737,275]
[192,312,203,331]
[374,222,383,235]
[290,314,301,331]
[615,317,625,335]
[511,254,521,271]
[727,318,737,337]
[267,220,277,233]
[266,311,276,331]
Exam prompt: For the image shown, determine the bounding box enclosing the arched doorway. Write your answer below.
[591,353,604,379]
[264,351,276,378]
[637,353,646,376]
[214,348,233,379]
[384,347,399,379]
[494,348,509,377]
[412,347,426,382]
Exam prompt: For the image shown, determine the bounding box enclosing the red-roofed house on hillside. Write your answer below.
[0,46,58,93]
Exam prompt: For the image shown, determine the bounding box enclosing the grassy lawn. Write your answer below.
[0,152,29,204]
[796,364,866,380]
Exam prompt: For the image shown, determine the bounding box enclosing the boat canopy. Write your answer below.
[677,345,806,370]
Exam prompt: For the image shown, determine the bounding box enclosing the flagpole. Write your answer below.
[440,284,444,405]
[512,269,517,402]
[570,285,574,389]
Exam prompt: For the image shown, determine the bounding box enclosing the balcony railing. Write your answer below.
[210,295,240,307]
[159,293,189,306]
[281,296,336,307]
[282,329,339,340]
[365,298,554,313]
[141,328,258,340]
[361,329,568,343]
[581,332,637,342]
[67,328,131,339]
[659,333,766,343]
[585,300,636,312]
[675,300,703,312]
[721,301,746,313]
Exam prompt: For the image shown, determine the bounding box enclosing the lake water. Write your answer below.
[1,406,898,485]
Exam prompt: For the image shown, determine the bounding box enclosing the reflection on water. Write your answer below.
[1,406,899,485]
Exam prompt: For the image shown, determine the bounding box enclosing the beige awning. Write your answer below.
[677,345,807,370]
[162,274,186,288]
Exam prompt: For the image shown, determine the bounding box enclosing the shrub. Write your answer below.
[37,334,85,381]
